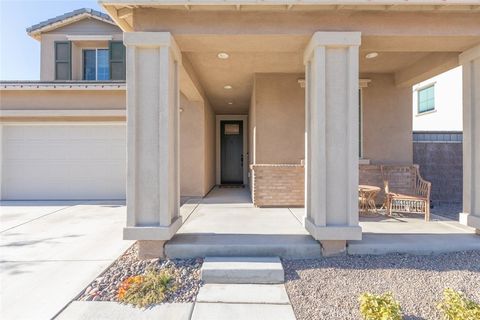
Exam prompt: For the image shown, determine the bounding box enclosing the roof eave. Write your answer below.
[26,9,116,40]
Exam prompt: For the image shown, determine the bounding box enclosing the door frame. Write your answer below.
[216,115,248,185]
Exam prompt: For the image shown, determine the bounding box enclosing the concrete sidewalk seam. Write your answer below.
[0,205,71,233]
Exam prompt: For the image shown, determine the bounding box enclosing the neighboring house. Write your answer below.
[413,66,463,132]
[1,2,479,257]
[412,67,463,204]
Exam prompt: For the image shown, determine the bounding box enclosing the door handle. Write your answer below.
[241,154,244,167]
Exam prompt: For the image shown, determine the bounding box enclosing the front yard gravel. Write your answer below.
[284,251,480,320]
[77,243,203,303]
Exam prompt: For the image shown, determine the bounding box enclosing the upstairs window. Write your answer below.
[83,49,109,80]
[418,85,435,114]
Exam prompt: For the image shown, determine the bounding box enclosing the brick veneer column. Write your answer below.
[459,44,480,233]
[123,32,182,258]
[303,32,362,254]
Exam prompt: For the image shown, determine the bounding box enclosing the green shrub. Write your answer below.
[359,292,403,320]
[117,269,176,308]
[437,288,480,320]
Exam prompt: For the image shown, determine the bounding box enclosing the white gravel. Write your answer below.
[77,243,203,303]
[283,251,480,320]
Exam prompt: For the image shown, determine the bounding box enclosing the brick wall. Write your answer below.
[359,165,386,205]
[413,132,462,205]
[251,164,304,207]
[251,163,438,207]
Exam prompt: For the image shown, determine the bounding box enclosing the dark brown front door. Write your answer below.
[221,120,243,184]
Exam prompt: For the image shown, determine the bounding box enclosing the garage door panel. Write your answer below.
[1,125,126,200]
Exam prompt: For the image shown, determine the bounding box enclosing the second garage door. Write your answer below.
[1,124,126,200]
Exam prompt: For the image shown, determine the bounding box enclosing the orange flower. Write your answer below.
[117,275,144,300]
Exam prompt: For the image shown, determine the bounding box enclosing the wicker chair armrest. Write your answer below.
[415,169,431,199]
[383,179,390,194]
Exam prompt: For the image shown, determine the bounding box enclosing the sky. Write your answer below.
[0,0,105,80]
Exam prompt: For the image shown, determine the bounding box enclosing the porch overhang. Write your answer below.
[100,1,480,33]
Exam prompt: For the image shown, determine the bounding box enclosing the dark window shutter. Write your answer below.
[109,41,126,80]
[54,41,71,80]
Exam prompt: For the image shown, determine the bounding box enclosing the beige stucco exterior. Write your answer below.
[179,94,216,197]
[361,73,413,164]
[0,89,125,110]
[251,73,305,165]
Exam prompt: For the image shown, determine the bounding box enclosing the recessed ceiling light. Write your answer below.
[365,52,379,59]
[224,85,233,90]
[217,52,229,59]
[228,102,233,105]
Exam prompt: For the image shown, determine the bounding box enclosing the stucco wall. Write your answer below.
[252,73,305,164]
[132,8,480,38]
[40,19,122,81]
[179,95,204,196]
[203,100,216,195]
[0,90,125,110]
[362,73,413,164]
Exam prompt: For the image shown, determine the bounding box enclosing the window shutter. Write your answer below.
[109,41,126,80]
[54,41,71,80]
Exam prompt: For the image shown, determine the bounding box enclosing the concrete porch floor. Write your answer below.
[168,187,480,258]
[349,212,480,255]
[166,187,322,258]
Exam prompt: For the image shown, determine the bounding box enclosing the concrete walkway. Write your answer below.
[193,256,296,320]
[0,201,133,320]
[192,283,296,320]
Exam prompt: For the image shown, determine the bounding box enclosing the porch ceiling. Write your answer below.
[178,35,479,114]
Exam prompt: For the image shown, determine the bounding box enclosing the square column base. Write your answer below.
[123,217,182,240]
[138,240,166,259]
[305,218,362,241]
[459,213,480,233]
[320,240,347,257]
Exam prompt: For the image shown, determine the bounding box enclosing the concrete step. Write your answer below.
[201,256,285,284]
[165,234,321,259]
[191,303,296,320]
[196,283,290,304]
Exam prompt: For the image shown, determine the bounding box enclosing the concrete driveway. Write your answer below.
[0,201,132,320]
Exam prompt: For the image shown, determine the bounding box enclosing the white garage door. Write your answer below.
[1,124,126,200]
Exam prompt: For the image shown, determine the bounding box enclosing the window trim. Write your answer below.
[82,47,109,81]
[416,83,436,114]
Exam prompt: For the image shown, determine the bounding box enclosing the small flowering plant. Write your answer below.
[117,275,144,301]
[117,269,176,307]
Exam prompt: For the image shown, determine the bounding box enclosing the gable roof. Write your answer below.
[26,8,116,39]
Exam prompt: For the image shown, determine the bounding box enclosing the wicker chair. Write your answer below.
[382,165,432,221]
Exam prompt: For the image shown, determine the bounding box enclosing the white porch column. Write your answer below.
[123,32,182,258]
[303,32,362,254]
[459,44,480,233]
